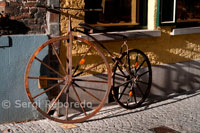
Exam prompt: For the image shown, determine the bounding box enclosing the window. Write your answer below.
[159,0,200,25]
[160,0,176,23]
[84,0,147,30]
[177,0,200,23]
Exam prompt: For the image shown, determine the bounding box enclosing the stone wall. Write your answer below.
[0,0,47,34]
[0,0,60,36]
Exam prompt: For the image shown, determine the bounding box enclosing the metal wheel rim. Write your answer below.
[24,36,111,123]
[112,49,152,109]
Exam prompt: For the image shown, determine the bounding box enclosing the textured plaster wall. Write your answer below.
[117,28,200,65]
[60,0,84,36]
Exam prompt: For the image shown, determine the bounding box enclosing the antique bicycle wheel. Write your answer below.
[112,49,152,109]
[24,36,111,123]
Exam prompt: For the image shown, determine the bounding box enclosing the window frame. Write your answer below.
[160,0,177,24]
[157,0,200,26]
[84,0,148,32]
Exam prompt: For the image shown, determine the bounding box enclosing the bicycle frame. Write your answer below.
[24,5,152,123]
[73,25,131,79]
[74,25,129,63]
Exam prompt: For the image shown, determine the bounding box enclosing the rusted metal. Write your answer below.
[24,5,152,123]
[72,84,87,116]
[47,81,72,114]
[35,56,65,78]
[73,61,104,77]
[24,14,153,123]
[72,46,92,76]
[28,76,64,81]
[74,78,108,84]
[32,81,64,99]
[24,36,111,123]
[73,82,102,103]
[51,43,67,75]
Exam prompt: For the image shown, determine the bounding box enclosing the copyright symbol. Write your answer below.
[2,100,11,109]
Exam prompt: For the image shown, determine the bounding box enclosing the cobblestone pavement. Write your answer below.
[1,89,200,133]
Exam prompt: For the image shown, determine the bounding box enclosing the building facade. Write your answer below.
[0,0,200,123]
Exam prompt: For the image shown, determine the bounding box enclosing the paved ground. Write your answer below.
[0,89,200,133]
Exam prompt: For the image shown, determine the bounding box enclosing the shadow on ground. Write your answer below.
[86,88,200,123]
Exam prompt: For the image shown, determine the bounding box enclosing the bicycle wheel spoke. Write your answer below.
[132,91,137,104]
[73,61,104,77]
[116,79,132,88]
[47,82,71,114]
[66,90,69,120]
[127,52,131,72]
[32,81,64,99]
[112,49,152,109]
[72,84,87,116]
[136,83,144,97]
[131,84,137,104]
[116,64,127,77]
[138,71,150,78]
[115,72,127,78]
[51,43,67,75]
[118,83,129,100]
[135,53,139,71]
[72,46,92,76]
[25,36,112,123]
[73,82,101,102]
[74,78,108,84]
[136,60,146,73]
[118,59,130,75]
[28,76,65,81]
[35,57,64,78]
[137,80,149,85]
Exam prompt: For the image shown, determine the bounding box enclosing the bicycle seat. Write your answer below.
[79,23,106,32]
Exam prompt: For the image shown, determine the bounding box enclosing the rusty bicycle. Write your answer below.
[24,5,152,123]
